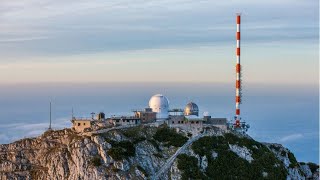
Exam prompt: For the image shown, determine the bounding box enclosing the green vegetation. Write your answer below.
[288,151,298,168]
[177,154,206,180]
[187,133,192,137]
[153,126,188,147]
[153,153,163,158]
[270,144,281,151]
[148,139,160,151]
[299,162,306,165]
[137,165,148,177]
[112,167,121,173]
[90,155,102,166]
[107,141,135,161]
[307,162,319,174]
[121,126,146,144]
[181,133,288,179]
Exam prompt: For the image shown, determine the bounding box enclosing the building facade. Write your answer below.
[71,118,93,132]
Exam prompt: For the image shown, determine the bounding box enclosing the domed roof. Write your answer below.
[149,94,169,119]
[184,102,199,116]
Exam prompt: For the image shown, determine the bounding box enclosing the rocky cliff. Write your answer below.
[0,125,318,180]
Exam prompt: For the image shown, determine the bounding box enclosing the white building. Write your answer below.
[149,94,170,119]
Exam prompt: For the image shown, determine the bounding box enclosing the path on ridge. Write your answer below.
[152,133,206,180]
[84,124,139,136]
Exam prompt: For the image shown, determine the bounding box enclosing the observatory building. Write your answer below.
[184,102,199,116]
[149,94,169,119]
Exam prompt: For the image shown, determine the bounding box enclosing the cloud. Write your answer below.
[279,133,304,143]
[0,117,71,144]
[0,36,50,43]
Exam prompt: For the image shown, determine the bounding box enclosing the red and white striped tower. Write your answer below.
[235,14,241,128]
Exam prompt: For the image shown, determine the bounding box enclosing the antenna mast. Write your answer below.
[233,13,249,133]
[48,102,52,130]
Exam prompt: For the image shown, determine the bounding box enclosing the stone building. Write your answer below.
[203,116,228,130]
[71,118,93,132]
[134,108,157,123]
[108,116,141,126]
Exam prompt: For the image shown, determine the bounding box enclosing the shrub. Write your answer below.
[288,151,298,167]
[137,165,148,177]
[270,144,281,151]
[177,154,206,180]
[90,155,102,166]
[153,153,163,158]
[107,141,135,161]
[122,126,146,144]
[307,162,319,174]
[148,139,160,151]
[112,167,120,173]
[153,126,188,147]
[191,134,287,179]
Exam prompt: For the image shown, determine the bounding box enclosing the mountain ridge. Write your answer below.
[0,125,318,180]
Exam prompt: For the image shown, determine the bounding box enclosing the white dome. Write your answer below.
[149,94,169,119]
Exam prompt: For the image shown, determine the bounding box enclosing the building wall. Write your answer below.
[169,116,203,132]
[112,118,140,126]
[204,118,228,130]
[135,111,156,123]
[72,120,92,132]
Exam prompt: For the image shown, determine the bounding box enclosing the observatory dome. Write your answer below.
[149,94,169,119]
[184,102,199,116]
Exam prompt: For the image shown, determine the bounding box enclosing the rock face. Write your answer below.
[0,126,318,180]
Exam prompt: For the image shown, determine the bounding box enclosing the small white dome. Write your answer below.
[149,94,169,119]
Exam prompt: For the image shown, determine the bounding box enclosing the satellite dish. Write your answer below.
[203,112,210,116]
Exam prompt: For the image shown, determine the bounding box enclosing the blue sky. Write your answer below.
[0,0,318,84]
[0,0,318,163]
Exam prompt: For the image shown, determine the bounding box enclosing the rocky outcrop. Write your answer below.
[0,126,318,180]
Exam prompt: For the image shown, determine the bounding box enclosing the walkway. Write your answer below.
[152,133,205,180]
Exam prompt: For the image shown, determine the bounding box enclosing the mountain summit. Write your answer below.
[0,125,318,180]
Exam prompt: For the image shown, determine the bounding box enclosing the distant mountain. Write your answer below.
[0,125,318,180]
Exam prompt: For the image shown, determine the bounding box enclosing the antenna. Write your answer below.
[233,13,249,133]
[72,107,74,120]
[48,102,52,130]
[91,112,95,120]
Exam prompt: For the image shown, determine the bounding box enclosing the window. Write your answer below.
[127,120,130,122]
[196,121,199,124]
[84,123,86,125]
[78,123,80,126]
[172,121,174,124]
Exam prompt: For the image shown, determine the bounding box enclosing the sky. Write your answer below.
[0,0,318,163]
[0,0,318,84]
